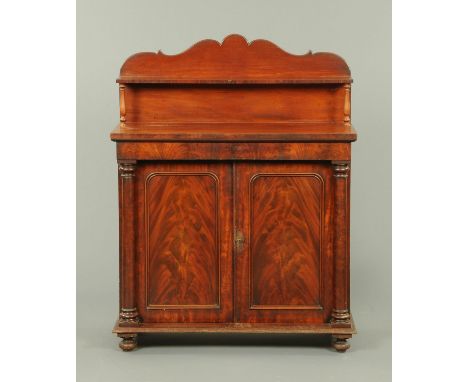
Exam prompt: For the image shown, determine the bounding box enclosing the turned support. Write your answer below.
[118,160,141,326]
[118,333,138,351]
[119,84,126,127]
[332,334,351,353]
[331,161,351,326]
[343,84,351,127]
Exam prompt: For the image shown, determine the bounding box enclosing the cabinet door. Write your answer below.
[135,162,233,323]
[234,162,334,323]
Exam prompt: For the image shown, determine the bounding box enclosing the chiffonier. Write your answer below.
[111,35,357,352]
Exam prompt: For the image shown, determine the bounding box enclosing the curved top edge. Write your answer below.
[119,34,351,83]
[153,34,322,58]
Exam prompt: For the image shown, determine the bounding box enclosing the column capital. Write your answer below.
[332,162,350,178]
[118,161,136,178]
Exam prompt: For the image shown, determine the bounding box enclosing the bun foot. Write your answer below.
[332,335,351,352]
[118,334,137,351]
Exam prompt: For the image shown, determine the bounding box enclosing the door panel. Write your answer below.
[146,173,219,308]
[250,174,322,308]
[136,162,233,323]
[235,162,333,323]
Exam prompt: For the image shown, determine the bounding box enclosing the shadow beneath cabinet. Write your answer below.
[138,333,332,348]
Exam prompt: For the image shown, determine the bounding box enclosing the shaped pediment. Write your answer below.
[118,34,351,84]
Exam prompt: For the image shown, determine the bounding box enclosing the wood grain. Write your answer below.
[117,160,141,326]
[113,316,357,334]
[235,162,334,324]
[331,161,352,326]
[250,174,322,309]
[117,34,351,84]
[111,123,357,142]
[145,172,219,308]
[112,36,356,351]
[135,162,233,323]
[116,142,352,161]
[122,85,345,124]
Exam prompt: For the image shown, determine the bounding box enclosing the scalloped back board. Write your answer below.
[117,34,351,126]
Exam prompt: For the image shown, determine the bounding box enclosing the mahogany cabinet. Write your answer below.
[110,35,357,352]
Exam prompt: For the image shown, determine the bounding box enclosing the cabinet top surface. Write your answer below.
[111,123,356,142]
[117,34,352,85]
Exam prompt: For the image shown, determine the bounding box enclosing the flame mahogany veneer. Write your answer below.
[111,35,357,352]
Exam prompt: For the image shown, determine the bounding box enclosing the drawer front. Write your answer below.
[116,142,351,161]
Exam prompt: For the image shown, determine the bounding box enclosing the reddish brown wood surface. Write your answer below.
[117,160,140,326]
[331,162,352,327]
[250,174,321,307]
[111,36,356,351]
[116,142,351,161]
[111,123,357,142]
[120,85,346,124]
[135,162,233,323]
[235,162,334,324]
[113,317,356,334]
[145,172,219,308]
[118,34,351,84]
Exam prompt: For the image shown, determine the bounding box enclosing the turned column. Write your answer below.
[343,83,351,127]
[119,84,126,127]
[118,160,141,326]
[331,161,351,326]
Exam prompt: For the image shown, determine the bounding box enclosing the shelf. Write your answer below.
[113,316,356,335]
[110,122,357,142]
